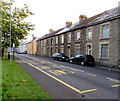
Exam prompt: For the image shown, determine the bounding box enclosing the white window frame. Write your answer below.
[67,33,71,43]
[86,28,93,40]
[55,36,58,44]
[61,35,64,43]
[44,39,46,46]
[75,31,81,42]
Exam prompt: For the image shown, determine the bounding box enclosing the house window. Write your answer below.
[41,41,43,46]
[67,33,71,43]
[61,35,64,43]
[56,36,58,44]
[41,48,42,55]
[43,47,46,54]
[67,46,70,57]
[60,46,64,53]
[76,31,80,41]
[39,41,41,46]
[86,28,92,40]
[51,38,53,45]
[50,47,53,56]
[100,44,108,58]
[47,40,49,46]
[86,45,92,55]
[101,24,110,39]
[75,46,80,55]
[44,40,46,46]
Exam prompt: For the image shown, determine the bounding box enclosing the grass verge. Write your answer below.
[2,53,53,100]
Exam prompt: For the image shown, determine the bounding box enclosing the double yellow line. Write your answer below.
[23,60,97,94]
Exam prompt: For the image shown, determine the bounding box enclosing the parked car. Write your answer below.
[16,51,23,54]
[52,53,69,61]
[23,51,27,54]
[69,54,95,66]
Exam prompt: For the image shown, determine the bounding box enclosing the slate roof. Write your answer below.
[37,28,64,41]
[37,7,120,41]
[87,7,119,26]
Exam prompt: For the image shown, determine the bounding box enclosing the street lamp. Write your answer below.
[9,0,14,61]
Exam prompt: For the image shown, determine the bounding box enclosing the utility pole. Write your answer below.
[9,0,14,61]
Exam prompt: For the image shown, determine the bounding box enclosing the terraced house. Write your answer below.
[37,7,120,67]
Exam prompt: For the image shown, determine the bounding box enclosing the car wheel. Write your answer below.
[81,61,85,66]
[53,57,55,60]
[70,60,73,64]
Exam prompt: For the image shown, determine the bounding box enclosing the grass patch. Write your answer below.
[2,53,53,100]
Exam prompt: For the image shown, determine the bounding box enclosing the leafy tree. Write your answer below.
[1,1,35,58]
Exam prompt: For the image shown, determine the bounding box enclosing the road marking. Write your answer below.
[60,65,84,72]
[86,73,96,77]
[41,66,50,69]
[111,84,120,87]
[106,77,120,83]
[49,70,68,75]
[23,60,97,94]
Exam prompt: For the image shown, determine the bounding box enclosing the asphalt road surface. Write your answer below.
[15,54,120,100]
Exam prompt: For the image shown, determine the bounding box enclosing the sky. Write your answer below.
[9,0,120,40]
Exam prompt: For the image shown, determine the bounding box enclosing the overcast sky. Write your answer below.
[10,0,120,40]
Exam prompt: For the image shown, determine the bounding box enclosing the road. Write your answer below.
[15,54,120,100]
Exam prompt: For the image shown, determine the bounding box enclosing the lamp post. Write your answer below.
[9,0,14,61]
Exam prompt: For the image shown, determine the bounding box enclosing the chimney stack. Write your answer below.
[66,21,72,27]
[79,15,87,21]
[32,34,36,40]
[49,29,54,33]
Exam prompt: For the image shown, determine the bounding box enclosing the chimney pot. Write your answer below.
[66,21,72,27]
[79,15,87,21]
[49,29,54,33]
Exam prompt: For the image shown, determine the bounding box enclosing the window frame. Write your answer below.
[51,38,53,45]
[99,42,109,59]
[75,30,81,42]
[61,35,64,44]
[55,36,58,44]
[60,46,64,53]
[75,45,80,55]
[67,32,71,43]
[86,27,93,40]
[100,22,110,39]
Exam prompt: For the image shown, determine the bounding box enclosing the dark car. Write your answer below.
[23,51,27,54]
[52,53,69,61]
[69,54,95,66]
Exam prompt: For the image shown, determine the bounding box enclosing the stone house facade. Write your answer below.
[36,7,120,67]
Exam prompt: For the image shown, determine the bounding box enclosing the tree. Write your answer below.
[1,1,35,58]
